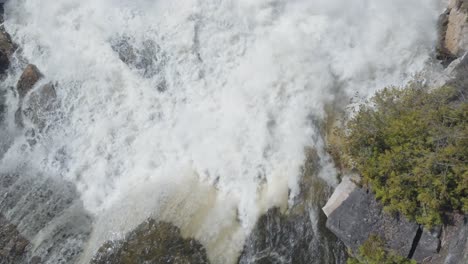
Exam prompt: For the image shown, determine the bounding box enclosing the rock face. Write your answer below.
[422,214,468,264]
[442,215,468,264]
[323,179,467,263]
[91,219,209,264]
[439,0,468,61]
[412,228,442,263]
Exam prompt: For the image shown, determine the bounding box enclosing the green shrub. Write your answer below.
[345,85,467,226]
[347,235,416,264]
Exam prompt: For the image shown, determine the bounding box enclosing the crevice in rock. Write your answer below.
[408,225,423,259]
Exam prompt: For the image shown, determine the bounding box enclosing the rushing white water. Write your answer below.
[0,0,441,263]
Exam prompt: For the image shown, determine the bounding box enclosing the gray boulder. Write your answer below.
[324,182,419,257]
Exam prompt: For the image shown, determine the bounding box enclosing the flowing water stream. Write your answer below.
[0,0,442,263]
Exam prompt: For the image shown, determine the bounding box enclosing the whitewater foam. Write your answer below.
[1,0,441,263]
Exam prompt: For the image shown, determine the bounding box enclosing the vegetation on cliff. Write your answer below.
[342,84,467,226]
[347,235,415,264]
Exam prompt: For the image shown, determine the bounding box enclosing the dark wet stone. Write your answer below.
[239,208,316,264]
[239,149,347,264]
[92,219,209,264]
[17,65,43,99]
[0,7,15,76]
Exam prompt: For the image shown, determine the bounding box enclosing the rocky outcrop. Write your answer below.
[238,206,346,264]
[323,178,467,263]
[438,0,468,63]
[323,178,420,258]
[91,219,209,264]
[239,150,347,264]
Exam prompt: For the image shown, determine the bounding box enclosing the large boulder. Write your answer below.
[91,219,209,264]
[322,178,468,263]
[323,180,420,258]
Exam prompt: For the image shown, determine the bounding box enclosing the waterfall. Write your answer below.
[0,0,441,263]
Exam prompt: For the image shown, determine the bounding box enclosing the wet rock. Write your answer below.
[0,214,30,264]
[239,150,347,264]
[323,180,420,257]
[239,207,346,264]
[0,5,15,76]
[92,219,209,264]
[111,36,164,79]
[17,65,43,99]
[0,89,6,123]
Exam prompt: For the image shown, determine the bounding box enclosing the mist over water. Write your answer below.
[0,0,441,263]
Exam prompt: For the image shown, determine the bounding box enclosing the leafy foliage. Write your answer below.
[347,235,416,264]
[345,85,467,226]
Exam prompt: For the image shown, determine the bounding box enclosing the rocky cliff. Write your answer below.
[323,178,467,264]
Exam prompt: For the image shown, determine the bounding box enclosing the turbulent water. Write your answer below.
[0,0,442,263]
